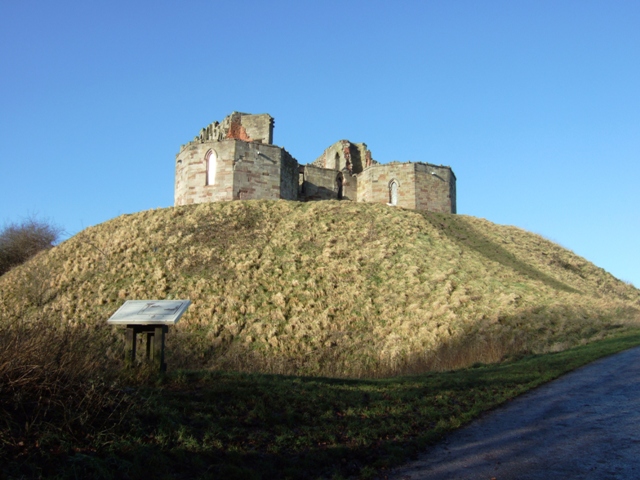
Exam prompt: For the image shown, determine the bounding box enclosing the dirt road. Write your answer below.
[390,346,640,479]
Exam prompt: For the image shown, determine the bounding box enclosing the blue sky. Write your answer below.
[1,1,639,286]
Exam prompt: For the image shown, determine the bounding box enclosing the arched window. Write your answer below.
[205,149,217,186]
[336,173,344,200]
[389,180,399,206]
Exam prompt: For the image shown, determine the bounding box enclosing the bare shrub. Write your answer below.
[0,311,134,453]
[0,216,62,276]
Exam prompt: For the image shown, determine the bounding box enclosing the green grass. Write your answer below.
[5,329,640,479]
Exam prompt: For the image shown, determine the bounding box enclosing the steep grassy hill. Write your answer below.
[1,200,638,377]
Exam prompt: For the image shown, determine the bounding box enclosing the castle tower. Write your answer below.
[174,113,298,206]
[357,162,456,213]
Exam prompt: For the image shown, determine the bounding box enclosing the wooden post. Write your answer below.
[125,325,168,372]
[125,326,137,368]
[154,325,167,372]
[146,331,154,360]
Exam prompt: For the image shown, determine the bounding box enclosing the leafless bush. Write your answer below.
[0,309,134,452]
[0,216,62,276]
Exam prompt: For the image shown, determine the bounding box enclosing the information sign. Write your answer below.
[107,300,191,325]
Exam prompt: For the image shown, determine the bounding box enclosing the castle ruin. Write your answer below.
[175,112,456,213]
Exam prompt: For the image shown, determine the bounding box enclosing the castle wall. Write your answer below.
[300,165,342,201]
[174,141,235,206]
[348,142,373,173]
[192,112,273,145]
[232,142,297,200]
[311,140,375,175]
[342,171,357,201]
[175,139,298,205]
[414,163,457,214]
[279,150,299,200]
[235,113,273,144]
[356,162,456,213]
[357,163,418,209]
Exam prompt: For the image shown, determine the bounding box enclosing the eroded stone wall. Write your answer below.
[311,140,375,174]
[238,114,273,144]
[185,112,274,149]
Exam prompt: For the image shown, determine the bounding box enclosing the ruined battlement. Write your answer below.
[365,160,455,177]
[179,112,274,152]
[175,112,456,214]
[311,140,377,174]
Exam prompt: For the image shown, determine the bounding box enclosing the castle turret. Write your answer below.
[174,112,297,206]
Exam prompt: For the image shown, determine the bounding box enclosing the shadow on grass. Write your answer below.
[7,328,640,479]
[387,303,634,376]
[164,300,638,379]
[11,329,640,480]
[6,298,640,480]
[422,212,580,294]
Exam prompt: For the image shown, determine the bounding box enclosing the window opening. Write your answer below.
[206,150,217,186]
[389,180,398,206]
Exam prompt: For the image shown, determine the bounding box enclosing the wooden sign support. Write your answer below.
[108,300,191,373]
[125,324,168,371]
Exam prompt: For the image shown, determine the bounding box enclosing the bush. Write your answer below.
[0,216,62,276]
[0,307,136,475]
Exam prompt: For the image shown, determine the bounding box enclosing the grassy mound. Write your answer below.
[1,200,638,377]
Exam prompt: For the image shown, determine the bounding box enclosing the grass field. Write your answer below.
[4,330,640,479]
[1,200,639,478]
[1,201,638,377]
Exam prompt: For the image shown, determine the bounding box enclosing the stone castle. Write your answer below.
[175,112,456,213]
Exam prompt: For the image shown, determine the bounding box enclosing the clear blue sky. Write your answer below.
[1,1,638,286]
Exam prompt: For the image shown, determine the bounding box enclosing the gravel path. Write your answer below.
[389,346,640,480]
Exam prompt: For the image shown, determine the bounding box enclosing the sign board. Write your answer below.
[107,300,191,325]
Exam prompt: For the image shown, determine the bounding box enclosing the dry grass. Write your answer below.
[0,200,638,378]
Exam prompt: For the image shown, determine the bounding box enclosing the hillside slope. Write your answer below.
[1,200,638,377]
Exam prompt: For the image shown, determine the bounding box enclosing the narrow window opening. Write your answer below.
[389,180,398,206]
[206,150,217,186]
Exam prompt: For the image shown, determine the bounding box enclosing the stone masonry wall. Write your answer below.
[413,163,457,214]
[174,141,235,206]
[279,150,299,200]
[342,171,357,201]
[311,140,376,174]
[356,162,456,213]
[357,163,418,209]
[300,165,342,201]
[233,142,289,200]
[237,114,273,145]
[184,112,273,149]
